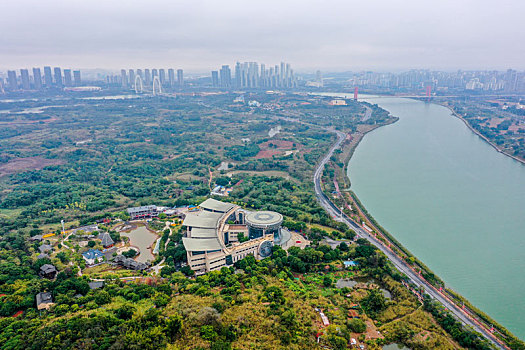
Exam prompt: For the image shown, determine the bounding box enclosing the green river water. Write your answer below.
[345,96,525,339]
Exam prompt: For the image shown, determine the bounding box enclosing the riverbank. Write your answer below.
[437,100,525,166]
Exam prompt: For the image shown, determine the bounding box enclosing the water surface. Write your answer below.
[347,97,525,339]
[120,226,157,263]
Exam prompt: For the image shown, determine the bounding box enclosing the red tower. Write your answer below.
[426,85,431,100]
[354,87,358,101]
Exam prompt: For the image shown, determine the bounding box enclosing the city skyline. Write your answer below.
[1,0,524,71]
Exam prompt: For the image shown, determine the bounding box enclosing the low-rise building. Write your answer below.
[113,255,149,271]
[36,292,54,310]
[88,281,104,290]
[98,232,115,248]
[82,249,105,265]
[127,205,158,220]
[39,264,57,279]
[38,244,52,254]
[182,198,289,276]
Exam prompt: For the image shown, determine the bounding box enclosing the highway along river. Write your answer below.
[346,96,525,339]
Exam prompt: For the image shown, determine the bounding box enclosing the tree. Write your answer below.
[237,232,249,243]
[348,318,366,333]
[323,276,333,287]
[362,289,387,317]
[115,304,135,320]
[87,240,96,248]
[95,290,112,305]
[165,314,183,341]
[264,286,285,304]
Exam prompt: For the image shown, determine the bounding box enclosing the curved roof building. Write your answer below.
[182,199,284,275]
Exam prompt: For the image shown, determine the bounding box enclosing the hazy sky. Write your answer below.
[1,0,524,72]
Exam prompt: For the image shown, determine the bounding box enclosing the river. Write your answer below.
[345,96,525,339]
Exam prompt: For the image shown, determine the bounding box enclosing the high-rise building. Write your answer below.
[316,70,323,87]
[220,65,232,88]
[168,68,175,87]
[159,69,166,85]
[211,71,219,87]
[73,70,81,86]
[234,62,242,88]
[128,69,135,87]
[121,69,128,88]
[33,68,42,90]
[152,69,158,78]
[44,66,53,87]
[177,69,183,86]
[137,69,143,80]
[7,70,17,90]
[53,67,63,87]
[20,69,31,90]
[144,69,151,85]
[63,69,73,87]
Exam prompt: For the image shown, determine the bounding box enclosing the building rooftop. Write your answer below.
[38,244,52,253]
[36,292,53,306]
[245,211,283,226]
[183,210,224,229]
[190,227,218,238]
[127,205,157,214]
[82,249,104,260]
[98,232,114,247]
[39,264,57,274]
[182,237,222,251]
[199,198,236,213]
[88,281,104,290]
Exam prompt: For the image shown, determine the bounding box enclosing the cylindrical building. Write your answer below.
[245,211,283,240]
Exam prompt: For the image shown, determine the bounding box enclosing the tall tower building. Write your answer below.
[121,69,128,88]
[73,70,81,86]
[152,69,158,78]
[168,68,175,87]
[64,69,73,87]
[128,69,135,87]
[280,62,285,86]
[144,69,151,85]
[44,66,53,87]
[136,69,143,80]
[53,67,63,87]
[159,69,166,85]
[316,70,323,87]
[177,69,183,86]
[20,69,31,90]
[33,68,42,90]
[235,62,241,88]
[7,70,18,90]
[211,71,219,87]
[220,65,232,88]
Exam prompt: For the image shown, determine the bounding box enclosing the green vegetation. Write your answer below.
[0,92,518,349]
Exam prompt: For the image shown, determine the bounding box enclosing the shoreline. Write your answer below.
[437,101,525,166]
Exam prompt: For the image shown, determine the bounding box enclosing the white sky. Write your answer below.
[1,0,524,72]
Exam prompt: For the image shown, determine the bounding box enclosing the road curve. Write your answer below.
[313,130,506,349]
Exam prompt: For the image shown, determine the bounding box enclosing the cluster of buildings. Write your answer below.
[211,61,298,89]
[112,68,184,89]
[182,198,291,275]
[343,69,525,92]
[1,66,82,91]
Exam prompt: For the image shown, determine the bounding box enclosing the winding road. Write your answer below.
[314,130,506,349]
